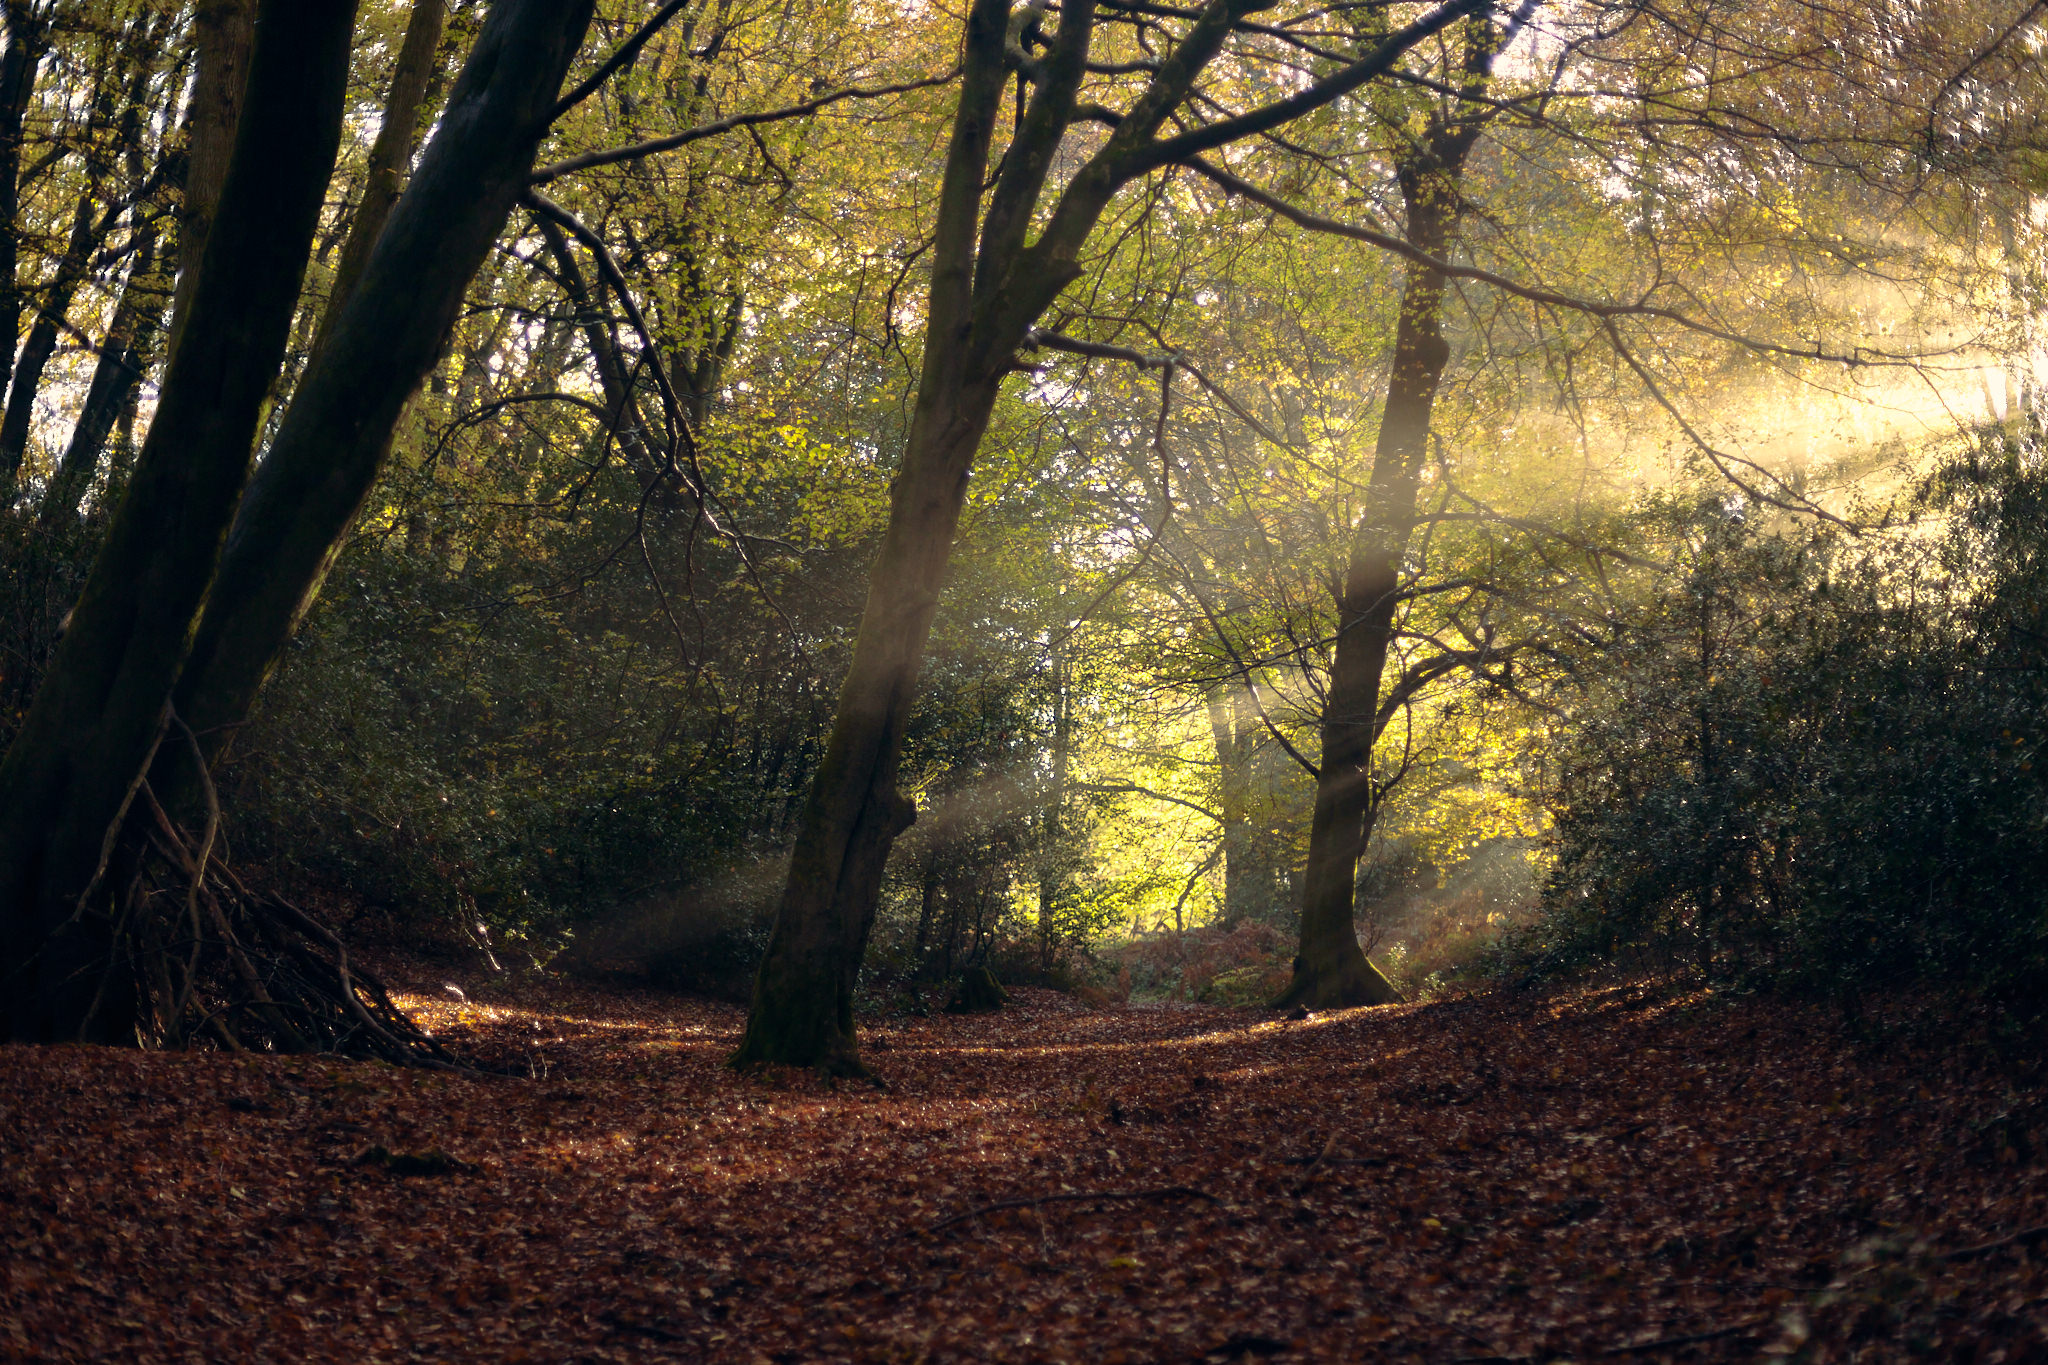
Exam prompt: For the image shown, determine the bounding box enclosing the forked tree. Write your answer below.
[1275,9,1523,1010]
[0,0,596,1047]
[731,0,1507,1073]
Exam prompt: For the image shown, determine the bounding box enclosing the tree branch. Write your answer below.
[531,69,961,183]
[1179,154,1932,372]
[552,0,693,120]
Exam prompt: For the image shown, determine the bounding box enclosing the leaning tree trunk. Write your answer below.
[38,227,164,527]
[164,0,255,364]
[730,373,1004,1073]
[730,0,1027,1075]
[0,0,357,1045]
[1276,125,1488,1011]
[143,0,595,824]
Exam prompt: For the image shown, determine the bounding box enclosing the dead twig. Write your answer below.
[1598,1322,1762,1356]
[1289,1130,1339,1194]
[1946,1225,2048,1261]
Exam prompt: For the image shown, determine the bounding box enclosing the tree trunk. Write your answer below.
[1274,8,1513,1011]
[729,0,1020,1074]
[37,9,173,525]
[1276,190,1457,1011]
[305,0,446,364]
[1209,683,1272,925]
[728,375,1000,1073]
[0,193,102,485]
[536,216,665,491]
[1037,639,1072,971]
[0,0,358,1044]
[147,0,594,817]
[38,226,165,527]
[0,4,49,395]
[0,6,162,495]
[164,0,255,364]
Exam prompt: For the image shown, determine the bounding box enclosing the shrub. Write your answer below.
[1514,439,2048,1007]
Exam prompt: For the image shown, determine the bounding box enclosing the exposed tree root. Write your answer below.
[91,783,461,1067]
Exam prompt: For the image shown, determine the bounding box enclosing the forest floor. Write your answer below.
[2,972,2045,1364]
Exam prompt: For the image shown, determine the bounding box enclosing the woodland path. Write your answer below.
[1,976,2043,1362]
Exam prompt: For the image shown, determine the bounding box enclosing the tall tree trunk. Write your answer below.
[146,0,594,818]
[39,226,165,527]
[1275,243,1450,1007]
[729,369,1002,1072]
[0,3,49,394]
[1277,41,1505,1007]
[0,0,358,1045]
[1037,639,1072,970]
[164,0,255,364]
[728,0,1019,1076]
[305,0,446,364]
[0,194,101,486]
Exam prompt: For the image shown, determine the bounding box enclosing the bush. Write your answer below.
[1514,441,2048,1007]
[1197,962,1293,1006]
[1104,922,1292,1002]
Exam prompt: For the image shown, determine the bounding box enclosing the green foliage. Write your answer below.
[1517,437,2048,1004]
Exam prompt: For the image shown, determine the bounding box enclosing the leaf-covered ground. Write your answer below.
[2,976,2044,1363]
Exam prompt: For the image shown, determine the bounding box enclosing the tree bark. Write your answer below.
[0,3,49,395]
[164,0,255,364]
[1277,22,1505,1010]
[38,225,165,527]
[148,0,594,816]
[0,0,358,1044]
[305,0,446,364]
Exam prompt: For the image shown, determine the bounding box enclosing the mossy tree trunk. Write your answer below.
[146,0,595,819]
[0,0,358,1044]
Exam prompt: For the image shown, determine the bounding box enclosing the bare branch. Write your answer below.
[552,0,693,121]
